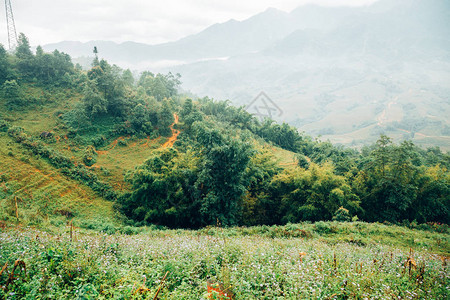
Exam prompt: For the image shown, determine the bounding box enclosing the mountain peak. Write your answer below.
[264,7,284,13]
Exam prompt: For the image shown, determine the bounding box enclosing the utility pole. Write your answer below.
[4,0,18,50]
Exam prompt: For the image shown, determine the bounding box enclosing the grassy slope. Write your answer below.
[271,145,298,168]
[0,86,118,224]
[0,135,115,224]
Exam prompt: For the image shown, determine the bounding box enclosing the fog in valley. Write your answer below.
[36,0,450,150]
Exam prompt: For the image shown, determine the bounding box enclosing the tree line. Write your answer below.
[120,97,449,227]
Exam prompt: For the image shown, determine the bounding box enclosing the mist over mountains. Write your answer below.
[43,0,450,149]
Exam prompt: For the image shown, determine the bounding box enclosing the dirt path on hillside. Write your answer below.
[377,96,398,126]
[85,113,180,155]
[162,113,180,148]
[97,137,125,155]
[376,97,432,138]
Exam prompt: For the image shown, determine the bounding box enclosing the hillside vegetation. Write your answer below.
[0,33,449,299]
[44,0,450,149]
[0,34,449,230]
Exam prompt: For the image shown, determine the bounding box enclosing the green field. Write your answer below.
[0,222,448,299]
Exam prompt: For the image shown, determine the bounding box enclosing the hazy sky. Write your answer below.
[1,0,378,46]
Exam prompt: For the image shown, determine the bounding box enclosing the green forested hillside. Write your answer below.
[0,34,449,230]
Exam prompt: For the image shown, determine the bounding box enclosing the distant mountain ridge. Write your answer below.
[43,0,450,149]
[43,0,450,64]
[41,4,363,65]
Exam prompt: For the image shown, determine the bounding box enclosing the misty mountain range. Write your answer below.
[43,0,450,149]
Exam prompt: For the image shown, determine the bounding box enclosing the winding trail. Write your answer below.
[85,113,180,156]
[162,113,180,148]
[377,96,398,126]
[97,137,125,155]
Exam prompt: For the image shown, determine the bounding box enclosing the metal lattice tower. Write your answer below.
[4,0,18,50]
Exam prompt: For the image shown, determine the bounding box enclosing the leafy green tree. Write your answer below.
[120,148,201,227]
[333,206,351,221]
[409,165,450,223]
[184,110,204,129]
[34,48,57,84]
[256,119,308,152]
[15,33,35,80]
[180,98,193,118]
[2,79,23,109]
[122,69,134,87]
[63,102,92,132]
[82,81,108,117]
[270,163,360,223]
[130,104,152,134]
[86,60,127,117]
[0,44,11,83]
[357,136,419,222]
[241,149,281,225]
[87,66,104,81]
[179,98,205,131]
[308,141,357,175]
[83,146,98,166]
[35,45,44,56]
[297,154,310,169]
[372,135,392,177]
[138,72,180,101]
[121,120,253,227]
[421,146,450,168]
[193,122,254,226]
[158,99,174,137]
[15,33,33,59]
[49,50,74,85]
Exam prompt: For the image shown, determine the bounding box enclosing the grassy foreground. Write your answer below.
[0,222,449,299]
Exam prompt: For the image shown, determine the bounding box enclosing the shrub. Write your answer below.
[333,206,351,222]
[7,125,24,137]
[297,154,310,169]
[314,221,337,234]
[2,79,23,109]
[121,226,143,235]
[0,119,10,132]
[82,145,97,166]
[90,135,106,147]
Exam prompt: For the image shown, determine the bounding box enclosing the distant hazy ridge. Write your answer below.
[43,0,450,149]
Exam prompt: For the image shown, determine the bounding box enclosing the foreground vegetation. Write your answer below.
[0,222,449,299]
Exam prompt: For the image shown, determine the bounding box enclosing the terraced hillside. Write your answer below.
[0,135,115,224]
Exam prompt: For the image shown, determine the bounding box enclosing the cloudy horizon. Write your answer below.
[1,0,378,47]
